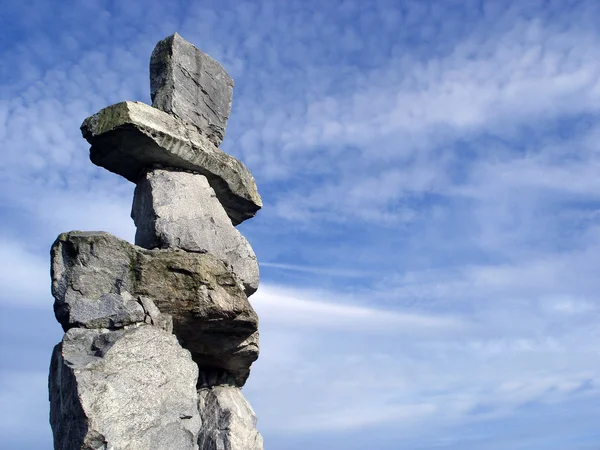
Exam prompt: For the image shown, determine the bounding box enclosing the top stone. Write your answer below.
[151,33,234,147]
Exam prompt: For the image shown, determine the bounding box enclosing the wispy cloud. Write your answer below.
[0,240,50,307]
[246,278,600,436]
[253,284,462,332]
[260,262,371,278]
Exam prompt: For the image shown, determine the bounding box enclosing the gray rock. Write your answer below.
[135,245,259,386]
[139,296,173,332]
[51,231,259,386]
[49,325,201,450]
[51,230,140,330]
[150,33,234,147]
[68,291,145,329]
[80,101,261,225]
[50,232,172,331]
[198,386,263,450]
[132,169,260,296]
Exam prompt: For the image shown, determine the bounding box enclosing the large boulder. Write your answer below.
[49,325,200,450]
[150,33,234,147]
[132,169,259,296]
[51,231,259,386]
[197,386,263,450]
[80,101,261,225]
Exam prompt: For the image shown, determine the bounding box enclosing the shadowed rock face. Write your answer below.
[150,33,234,147]
[132,169,260,296]
[80,101,261,225]
[49,326,200,450]
[51,231,259,387]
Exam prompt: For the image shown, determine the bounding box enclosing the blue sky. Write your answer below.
[2,0,600,448]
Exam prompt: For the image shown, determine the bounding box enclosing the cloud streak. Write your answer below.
[253,284,462,332]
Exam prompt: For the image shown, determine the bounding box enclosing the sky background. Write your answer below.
[2,0,600,448]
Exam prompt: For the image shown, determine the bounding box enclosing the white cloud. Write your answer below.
[245,266,600,434]
[247,18,600,225]
[253,284,462,333]
[260,262,370,278]
[290,403,438,432]
[0,240,50,307]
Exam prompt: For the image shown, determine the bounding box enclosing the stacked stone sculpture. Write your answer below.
[48,33,264,450]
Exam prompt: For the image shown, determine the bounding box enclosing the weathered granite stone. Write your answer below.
[135,245,259,386]
[139,296,174,332]
[49,325,201,450]
[51,231,259,386]
[132,169,259,296]
[197,386,263,450]
[51,230,140,330]
[150,33,234,147]
[80,101,261,225]
[67,291,145,330]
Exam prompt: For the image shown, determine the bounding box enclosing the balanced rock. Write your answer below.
[132,169,259,296]
[80,101,261,225]
[197,386,263,450]
[49,325,200,450]
[150,33,234,147]
[51,231,259,386]
[52,32,265,450]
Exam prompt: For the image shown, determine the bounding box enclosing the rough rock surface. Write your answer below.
[197,386,263,450]
[80,101,261,225]
[49,325,200,450]
[52,32,264,450]
[132,169,259,296]
[150,33,234,147]
[51,231,259,386]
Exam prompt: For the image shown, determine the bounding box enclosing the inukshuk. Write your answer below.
[48,33,264,450]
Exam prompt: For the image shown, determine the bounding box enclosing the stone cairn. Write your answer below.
[48,33,264,450]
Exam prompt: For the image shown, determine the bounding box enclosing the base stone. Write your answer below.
[49,325,201,450]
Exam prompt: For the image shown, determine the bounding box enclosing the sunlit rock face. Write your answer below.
[49,326,201,450]
[132,169,260,296]
[150,32,234,148]
[197,386,264,450]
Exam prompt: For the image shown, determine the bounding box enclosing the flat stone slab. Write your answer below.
[49,325,200,450]
[132,169,259,296]
[52,231,259,386]
[81,101,261,225]
[151,33,234,147]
